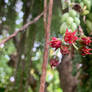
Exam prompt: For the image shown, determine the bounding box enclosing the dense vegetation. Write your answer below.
[0,0,92,92]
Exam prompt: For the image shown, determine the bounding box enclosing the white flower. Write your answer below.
[0,44,4,48]
[10,76,15,82]
[4,0,8,4]
[21,54,25,59]
[5,55,10,60]
[2,16,6,21]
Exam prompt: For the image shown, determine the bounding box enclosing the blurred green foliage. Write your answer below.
[0,40,15,88]
[0,0,92,92]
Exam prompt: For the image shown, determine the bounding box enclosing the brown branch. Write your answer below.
[39,1,47,92]
[0,12,44,45]
[44,0,47,31]
[39,0,53,92]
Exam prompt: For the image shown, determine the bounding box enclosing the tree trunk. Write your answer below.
[57,54,78,92]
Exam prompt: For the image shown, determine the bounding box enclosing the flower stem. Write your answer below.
[72,43,78,50]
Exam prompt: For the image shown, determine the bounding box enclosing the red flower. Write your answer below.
[60,45,70,55]
[64,29,78,44]
[81,46,92,56]
[50,58,59,68]
[49,37,62,49]
[81,37,91,46]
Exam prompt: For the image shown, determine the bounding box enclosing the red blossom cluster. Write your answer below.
[49,37,62,50]
[49,29,92,56]
[80,37,92,56]
[81,37,91,46]
[81,47,92,56]
[64,29,78,44]
[50,58,59,68]
[49,28,92,67]
[60,45,70,55]
[49,29,78,55]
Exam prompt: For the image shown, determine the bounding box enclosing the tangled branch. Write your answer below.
[0,12,44,45]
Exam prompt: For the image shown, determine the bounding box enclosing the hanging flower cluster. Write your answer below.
[80,37,92,56]
[50,58,59,68]
[80,47,92,56]
[64,29,78,44]
[81,37,91,46]
[49,29,77,56]
[49,28,92,68]
[49,37,62,50]
[49,29,92,56]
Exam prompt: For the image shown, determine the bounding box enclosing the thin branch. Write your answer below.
[39,0,47,92]
[0,12,44,45]
[39,0,53,92]
[44,0,47,31]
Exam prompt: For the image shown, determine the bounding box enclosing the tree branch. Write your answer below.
[44,0,47,31]
[39,0,47,92]
[39,0,53,92]
[0,12,44,45]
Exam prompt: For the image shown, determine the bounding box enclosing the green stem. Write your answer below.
[72,43,78,50]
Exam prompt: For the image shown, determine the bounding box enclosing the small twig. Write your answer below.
[0,12,44,45]
[39,0,53,92]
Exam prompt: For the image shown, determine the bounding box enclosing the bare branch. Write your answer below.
[39,1,47,92]
[39,0,53,92]
[44,0,47,31]
[0,12,44,45]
